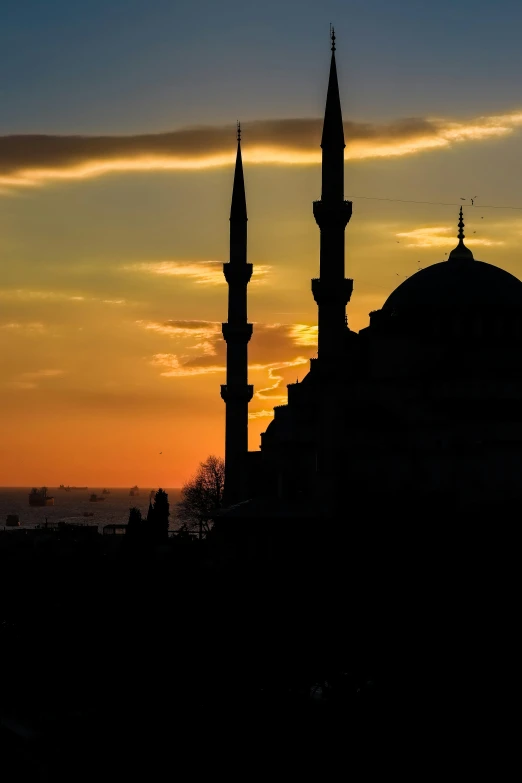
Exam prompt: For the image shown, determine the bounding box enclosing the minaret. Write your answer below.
[221,123,253,504]
[312,28,353,367]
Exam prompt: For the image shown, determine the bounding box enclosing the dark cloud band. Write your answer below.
[0,110,521,185]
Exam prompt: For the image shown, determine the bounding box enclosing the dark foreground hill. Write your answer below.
[0,520,517,778]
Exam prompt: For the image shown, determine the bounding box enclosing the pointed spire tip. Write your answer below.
[330,24,336,52]
[237,120,241,143]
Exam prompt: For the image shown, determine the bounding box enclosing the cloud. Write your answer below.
[20,369,65,380]
[4,368,66,390]
[1,109,522,189]
[138,319,221,338]
[0,321,47,334]
[144,320,316,408]
[126,260,271,286]
[254,358,309,401]
[140,319,317,362]
[0,289,84,302]
[396,226,505,248]
[289,324,318,347]
[0,289,128,305]
[138,319,221,356]
[5,381,38,390]
[248,409,276,420]
[150,353,224,377]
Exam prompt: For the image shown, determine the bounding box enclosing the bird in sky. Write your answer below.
[460,197,466,201]
[159,452,162,454]
[473,231,476,233]
[471,196,477,205]
[481,216,484,219]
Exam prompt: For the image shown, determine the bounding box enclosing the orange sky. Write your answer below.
[2,108,522,486]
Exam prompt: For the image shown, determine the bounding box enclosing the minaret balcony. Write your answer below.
[223,262,253,285]
[313,199,352,229]
[311,277,353,305]
[220,384,254,403]
[222,322,253,343]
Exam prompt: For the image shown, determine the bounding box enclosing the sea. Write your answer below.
[0,487,183,532]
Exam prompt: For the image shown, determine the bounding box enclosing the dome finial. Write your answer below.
[448,206,474,262]
[330,23,336,52]
[237,120,241,144]
[458,205,465,242]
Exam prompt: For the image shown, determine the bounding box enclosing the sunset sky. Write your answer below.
[2,0,522,486]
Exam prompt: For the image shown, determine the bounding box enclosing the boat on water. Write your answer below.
[29,488,54,507]
[129,485,140,497]
[89,494,105,502]
[6,514,20,527]
[102,488,111,495]
[59,485,88,491]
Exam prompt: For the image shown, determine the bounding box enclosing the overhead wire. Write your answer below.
[346,195,520,291]
[351,196,522,211]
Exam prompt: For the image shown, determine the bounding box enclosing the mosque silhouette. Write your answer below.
[220,32,522,521]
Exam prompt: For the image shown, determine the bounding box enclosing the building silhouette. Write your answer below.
[221,32,522,518]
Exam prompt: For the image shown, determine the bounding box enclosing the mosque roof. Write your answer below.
[383,259,522,311]
[382,208,522,311]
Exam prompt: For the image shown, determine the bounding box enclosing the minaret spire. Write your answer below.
[320,29,346,198]
[230,123,247,225]
[448,207,474,262]
[312,32,353,365]
[221,126,253,504]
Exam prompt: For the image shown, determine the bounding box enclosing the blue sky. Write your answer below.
[2,0,522,133]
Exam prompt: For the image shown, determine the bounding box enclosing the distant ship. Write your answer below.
[6,514,20,527]
[129,485,140,497]
[102,488,111,495]
[29,488,54,507]
[89,494,105,502]
[59,485,88,491]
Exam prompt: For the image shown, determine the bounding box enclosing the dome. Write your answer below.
[383,208,522,312]
[383,258,522,312]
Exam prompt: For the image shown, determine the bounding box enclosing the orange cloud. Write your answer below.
[4,368,66,390]
[0,321,47,334]
[1,109,521,189]
[248,409,276,420]
[396,226,505,248]
[0,289,128,305]
[254,358,309,401]
[142,320,316,411]
[126,260,271,286]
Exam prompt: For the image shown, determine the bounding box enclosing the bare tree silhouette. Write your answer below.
[177,455,225,540]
